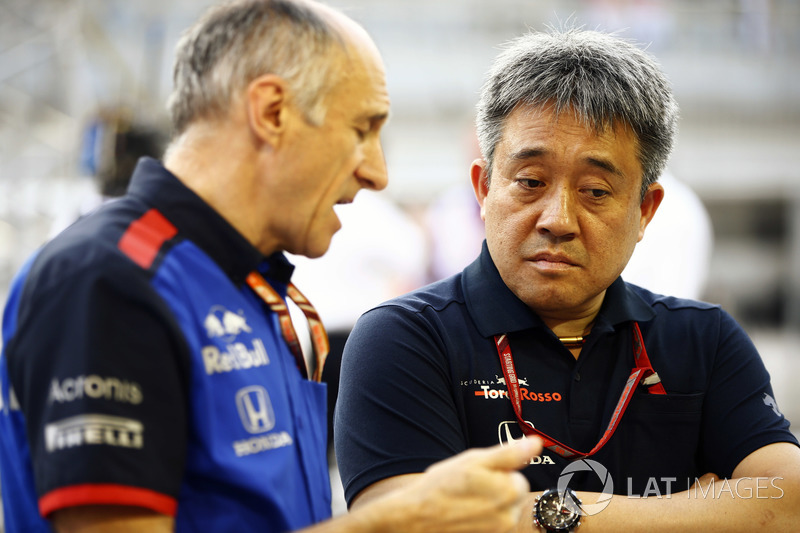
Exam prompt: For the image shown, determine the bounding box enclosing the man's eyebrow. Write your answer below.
[372,112,390,127]
[585,156,625,178]
[363,111,390,126]
[511,148,546,160]
[510,149,626,178]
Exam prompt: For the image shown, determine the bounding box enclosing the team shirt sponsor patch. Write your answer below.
[231,385,293,457]
[202,339,270,375]
[201,305,271,375]
[44,414,144,452]
[48,375,143,405]
[463,374,563,402]
[498,421,556,465]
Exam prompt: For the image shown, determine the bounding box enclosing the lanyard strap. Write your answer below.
[493,322,664,460]
[246,271,329,382]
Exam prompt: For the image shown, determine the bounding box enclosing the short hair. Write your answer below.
[475,28,679,198]
[168,0,345,134]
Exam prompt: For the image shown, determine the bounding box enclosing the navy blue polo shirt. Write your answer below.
[0,158,330,532]
[335,242,798,503]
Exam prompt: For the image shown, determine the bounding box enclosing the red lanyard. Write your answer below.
[493,322,665,460]
[246,271,329,382]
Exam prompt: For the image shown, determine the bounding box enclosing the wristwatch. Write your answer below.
[532,487,582,532]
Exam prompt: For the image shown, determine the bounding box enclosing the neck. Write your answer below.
[538,291,605,341]
[544,314,598,341]
[164,125,278,255]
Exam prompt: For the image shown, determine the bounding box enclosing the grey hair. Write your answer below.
[168,0,346,134]
[476,28,678,199]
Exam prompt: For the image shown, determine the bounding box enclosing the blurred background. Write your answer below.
[1,0,798,523]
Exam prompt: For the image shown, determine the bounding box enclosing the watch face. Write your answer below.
[536,489,581,530]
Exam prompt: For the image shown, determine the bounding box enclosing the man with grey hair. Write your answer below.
[0,1,542,532]
[336,28,800,531]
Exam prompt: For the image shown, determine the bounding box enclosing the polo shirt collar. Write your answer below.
[595,276,656,331]
[463,241,655,338]
[126,157,293,286]
[462,241,545,337]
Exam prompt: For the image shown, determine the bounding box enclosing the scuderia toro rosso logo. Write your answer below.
[464,374,563,402]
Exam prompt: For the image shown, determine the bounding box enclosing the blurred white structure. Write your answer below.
[622,172,713,299]
[288,190,428,332]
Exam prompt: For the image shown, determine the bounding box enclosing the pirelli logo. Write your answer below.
[44,414,144,452]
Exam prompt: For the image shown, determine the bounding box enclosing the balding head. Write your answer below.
[167,0,372,134]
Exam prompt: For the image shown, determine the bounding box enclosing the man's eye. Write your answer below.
[518,179,543,189]
[588,189,609,198]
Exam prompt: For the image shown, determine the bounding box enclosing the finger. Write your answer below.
[696,472,718,484]
[508,491,526,529]
[472,437,544,471]
[689,472,719,491]
[509,471,531,500]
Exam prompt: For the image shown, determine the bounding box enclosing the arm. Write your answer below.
[51,507,174,533]
[308,439,542,533]
[510,441,800,532]
[6,260,187,531]
[541,310,795,531]
[335,303,473,504]
[49,439,542,533]
[513,308,800,532]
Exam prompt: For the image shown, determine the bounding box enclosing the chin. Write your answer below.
[517,286,584,312]
[304,238,335,259]
[304,249,328,259]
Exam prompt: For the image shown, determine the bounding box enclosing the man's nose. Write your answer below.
[356,138,388,191]
[536,185,578,238]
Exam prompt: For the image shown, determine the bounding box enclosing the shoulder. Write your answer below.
[624,283,757,374]
[346,274,469,355]
[19,198,164,308]
[352,275,466,336]
[371,274,464,315]
[627,282,722,321]
[623,282,747,354]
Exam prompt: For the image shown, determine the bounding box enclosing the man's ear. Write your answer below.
[470,158,490,221]
[638,181,665,242]
[246,74,289,146]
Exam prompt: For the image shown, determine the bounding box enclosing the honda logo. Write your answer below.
[236,386,275,434]
[497,420,535,445]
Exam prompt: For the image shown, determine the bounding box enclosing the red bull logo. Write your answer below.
[204,305,252,342]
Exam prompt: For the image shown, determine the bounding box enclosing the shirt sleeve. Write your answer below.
[6,256,189,517]
[334,303,467,505]
[701,309,799,478]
